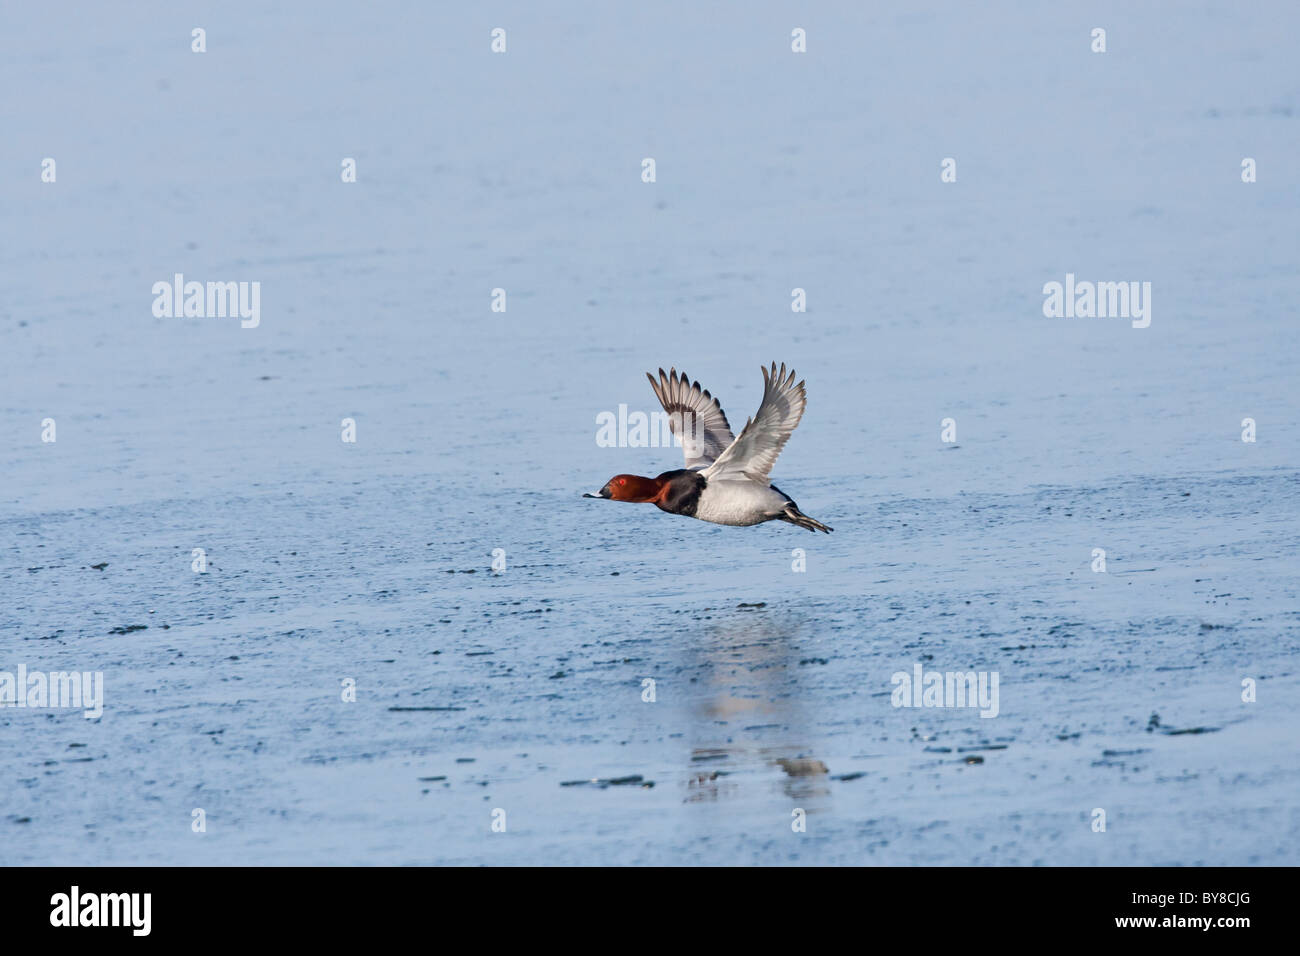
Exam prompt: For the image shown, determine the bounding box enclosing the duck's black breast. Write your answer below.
[655,469,707,517]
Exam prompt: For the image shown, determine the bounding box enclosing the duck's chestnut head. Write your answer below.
[583,474,662,502]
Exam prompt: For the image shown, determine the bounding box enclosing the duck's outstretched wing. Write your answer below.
[646,367,736,470]
[702,362,806,484]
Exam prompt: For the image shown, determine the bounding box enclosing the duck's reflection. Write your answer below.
[677,609,831,807]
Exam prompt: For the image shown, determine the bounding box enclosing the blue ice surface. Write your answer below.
[1,2,1298,864]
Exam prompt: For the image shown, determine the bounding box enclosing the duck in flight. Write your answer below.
[584,363,833,532]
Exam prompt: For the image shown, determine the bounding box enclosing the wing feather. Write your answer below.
[701,362,807,484]
[646,367,736,470]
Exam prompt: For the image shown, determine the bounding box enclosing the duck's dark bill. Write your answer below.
[583,490,608,498]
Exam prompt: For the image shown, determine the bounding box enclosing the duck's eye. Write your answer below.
[616,478,625,486]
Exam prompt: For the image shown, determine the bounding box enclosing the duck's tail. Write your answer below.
[777,502,833,533]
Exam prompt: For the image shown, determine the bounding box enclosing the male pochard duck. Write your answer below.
[585,363,833,533]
